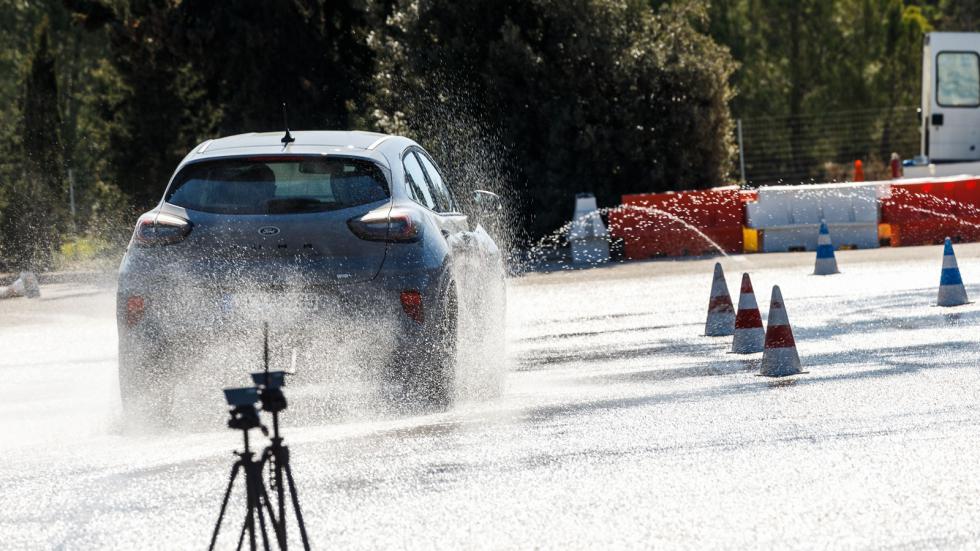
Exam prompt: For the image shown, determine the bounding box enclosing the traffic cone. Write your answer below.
[21,272,40,298]
[731,273,764,354]
[0,271,40,299]
[760,285,803,377]
[937,237,968,307]
[705,262,735,336]
[813,220,839,275]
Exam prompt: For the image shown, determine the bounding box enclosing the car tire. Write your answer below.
[118,335,175,426]
[394,284,458,409]
[426,284,458,407]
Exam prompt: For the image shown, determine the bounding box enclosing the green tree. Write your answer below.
[68,0,377,208]
[0,1,126,266]
[66,1,217,206]
[173,1,375,133]
[939,0,980,30]
[370,0,736,239]
[1,18,65,269]
[709,0,934,183]
[870,2,932,157]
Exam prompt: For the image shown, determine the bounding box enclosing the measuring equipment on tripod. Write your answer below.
[209,323,310,551]
[251,368,310,551]
[251,371,287,413]
[210,387,276,551]
[224,387,265,433]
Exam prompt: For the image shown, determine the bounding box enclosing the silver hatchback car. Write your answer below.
[117,131,506,415]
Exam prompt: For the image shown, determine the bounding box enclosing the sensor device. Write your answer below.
[223,387,260,407]
[251,370,286,390]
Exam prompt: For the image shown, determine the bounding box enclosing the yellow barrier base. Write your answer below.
[743,227,760,253]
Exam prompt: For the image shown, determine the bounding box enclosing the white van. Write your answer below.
[908,32,980,177]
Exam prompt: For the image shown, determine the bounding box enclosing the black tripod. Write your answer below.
[252,324,310,551]
[209,324,311,551]
[209,394,278,551]
[256,386,310,551]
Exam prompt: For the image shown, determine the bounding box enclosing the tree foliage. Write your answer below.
[67,0,376,205]
[0,18,65,269]
[709,0,933,182]
[369,0,736,238]
[1,0,979,265]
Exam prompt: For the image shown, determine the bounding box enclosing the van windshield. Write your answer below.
[166,156,390,214]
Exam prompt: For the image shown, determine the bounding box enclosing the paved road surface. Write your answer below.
[2,244,980,549]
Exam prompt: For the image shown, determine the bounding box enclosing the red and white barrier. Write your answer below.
[610,174,980,259]
[881,176,980,246]
[607,187,745,259]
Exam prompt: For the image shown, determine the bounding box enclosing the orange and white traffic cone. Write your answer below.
[731,273,764,354]
[760,285,803,377]
[705,262,735,336]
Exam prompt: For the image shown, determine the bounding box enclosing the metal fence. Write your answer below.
[736,106,920,185]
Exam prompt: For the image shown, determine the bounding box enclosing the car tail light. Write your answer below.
[125,295,145,326]
[400,290,424,324]
[132,212,192,247]
[348,207,422,242]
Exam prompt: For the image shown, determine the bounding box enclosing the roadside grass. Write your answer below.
[54,235,125,272]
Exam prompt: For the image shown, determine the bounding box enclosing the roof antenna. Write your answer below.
[281,102,295,144]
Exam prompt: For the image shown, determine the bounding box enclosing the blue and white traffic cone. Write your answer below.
[938,237,969,307]
[813,220,839,275]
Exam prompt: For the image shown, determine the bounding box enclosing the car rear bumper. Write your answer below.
[115,265,448,356]
[116,229,457,373]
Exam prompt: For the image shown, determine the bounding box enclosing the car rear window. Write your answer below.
[166,156,389,214]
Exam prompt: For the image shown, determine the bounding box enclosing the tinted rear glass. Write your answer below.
[166,157,389,214]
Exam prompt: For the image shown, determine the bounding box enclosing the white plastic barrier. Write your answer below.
[746,182,883,252]
[568,193,610,264]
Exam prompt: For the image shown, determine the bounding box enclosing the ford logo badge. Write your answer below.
[258,226,281,236]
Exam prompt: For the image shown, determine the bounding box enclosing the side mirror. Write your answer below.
[469,190,503,233]
[473,189,503,212]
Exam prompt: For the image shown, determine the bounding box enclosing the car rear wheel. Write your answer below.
[396,284,458,408]
[118,336,176,426]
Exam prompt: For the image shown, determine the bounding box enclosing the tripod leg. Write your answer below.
[256,470,286,550]
[283,458,311,551]
[243,464,257,551]
[254,484,273,551]
[244,455,272,551]
[261,447,288,551]
[236,520,247,551]
[274,451,286,551]
[209,461,243,551]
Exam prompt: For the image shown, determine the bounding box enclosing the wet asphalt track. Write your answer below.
[3,243,980,549]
